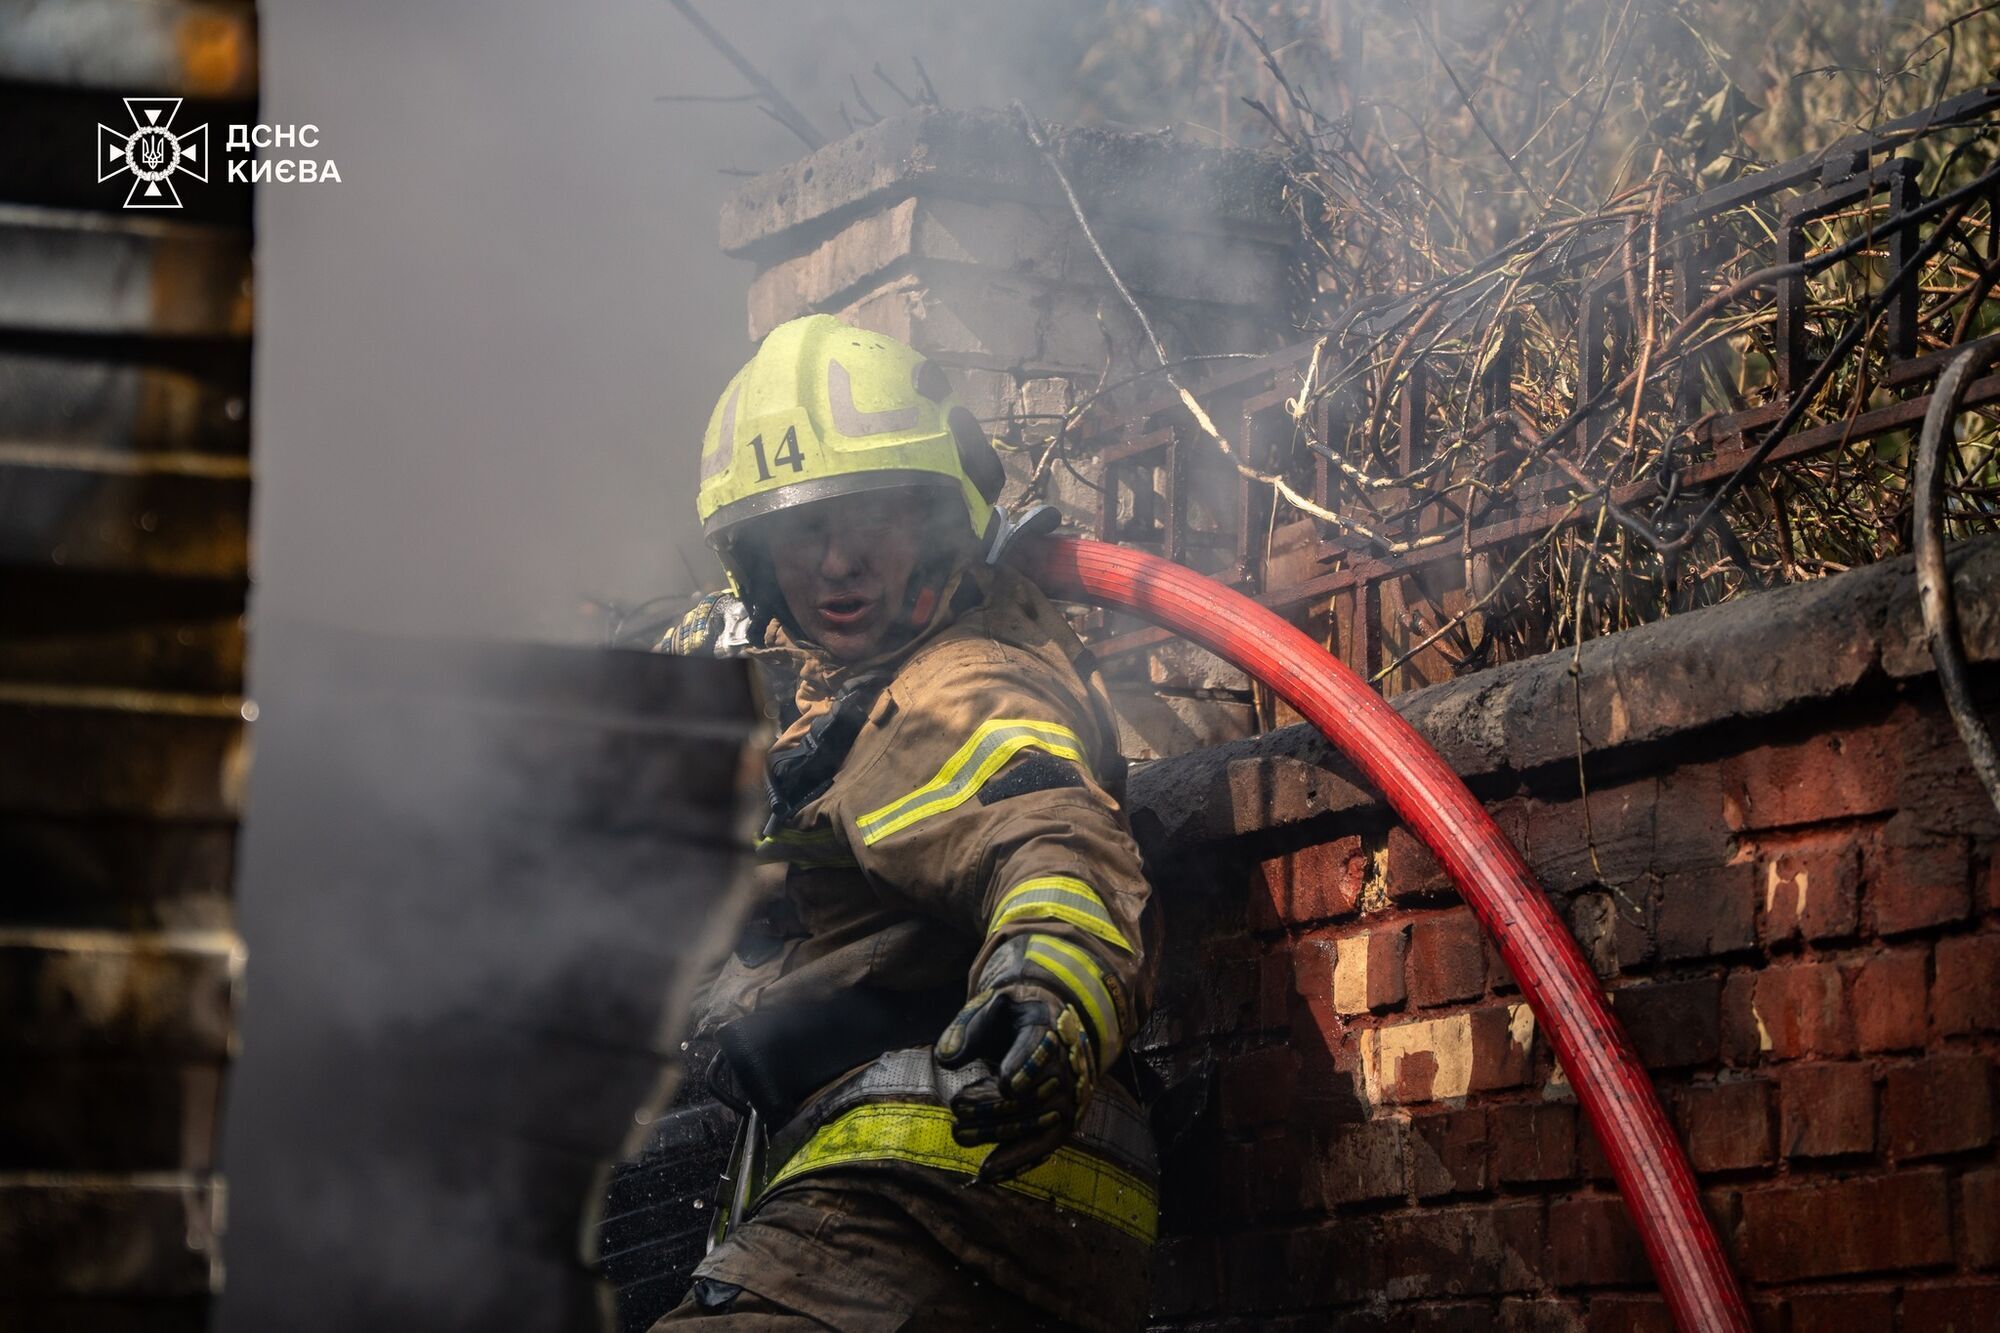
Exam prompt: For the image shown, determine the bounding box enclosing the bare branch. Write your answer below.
[665,0,823,150]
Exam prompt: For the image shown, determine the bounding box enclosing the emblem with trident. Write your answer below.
[98,97,209,209]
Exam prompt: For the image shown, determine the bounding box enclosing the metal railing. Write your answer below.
[1066,82,2000,694]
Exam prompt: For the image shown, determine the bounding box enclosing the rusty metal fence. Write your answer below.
[1066,82,2000,703]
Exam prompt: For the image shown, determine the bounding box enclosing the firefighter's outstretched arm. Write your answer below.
[832,634,1153,1181]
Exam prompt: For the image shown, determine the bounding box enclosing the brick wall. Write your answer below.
[724,110,1999,1327]
[1129,540,2000,1330]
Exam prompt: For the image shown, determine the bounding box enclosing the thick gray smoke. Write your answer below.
[227,3,1101,1329]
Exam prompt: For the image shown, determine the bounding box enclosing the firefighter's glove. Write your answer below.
[659,591,753,658]
[935,982,1096,1184]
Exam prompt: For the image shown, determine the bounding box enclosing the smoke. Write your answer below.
[248,0,1097,644]
[226,3,1131,1329]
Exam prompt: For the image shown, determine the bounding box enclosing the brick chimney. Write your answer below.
[722,107,1295,462]
[721,108,1300,753]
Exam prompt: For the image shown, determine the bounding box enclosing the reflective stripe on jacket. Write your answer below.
[691,563,1159,1330]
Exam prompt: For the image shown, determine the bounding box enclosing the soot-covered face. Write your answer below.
[764,487,946,663]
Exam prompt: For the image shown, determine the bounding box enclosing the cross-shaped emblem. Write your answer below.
[98,97,210,209]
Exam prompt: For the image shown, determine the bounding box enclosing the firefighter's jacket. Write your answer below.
[692,562,1159,1332]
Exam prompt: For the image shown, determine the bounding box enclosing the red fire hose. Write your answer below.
[1020,535,1750,1333]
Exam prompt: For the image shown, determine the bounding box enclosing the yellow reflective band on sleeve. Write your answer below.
[990,876,1133,955]
[764,1100,1157,1243]
[856,719,1086,846]
[1024,935,1122,1057]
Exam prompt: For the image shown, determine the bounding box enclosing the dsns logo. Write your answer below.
[98,97,209,208]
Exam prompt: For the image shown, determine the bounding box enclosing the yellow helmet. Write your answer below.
[697,315,1004,596]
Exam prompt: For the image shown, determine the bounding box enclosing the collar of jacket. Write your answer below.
[763,561,993,760]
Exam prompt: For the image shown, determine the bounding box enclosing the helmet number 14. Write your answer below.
[751,427,807,482]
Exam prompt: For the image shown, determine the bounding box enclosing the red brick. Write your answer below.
[1363,1002,1539,1105]
[1362,927,1412,1013]
[1220,1046,1298,1130]
[1964,1167,2000,1269]
[1778,1062,1875,1158]
[1411,1107,1489,1197]
[1679,1078,1775,1172]
[1321,1117,1407,1205]
[1293,835,1366,923]
[1385,825,1452,902]
[1739,1169,1952,1281]
[1256,839,1367,930]
[1658,863,1758,962]
[1299,923,1408,1018]
[1584,1296,1672,1333]
[1610,977,1722,1069]
[1784,1289,1895,1328]
[1936,933,2000,1035]
[1882,1052,1994,1159]
[1901,1280,2000,1332]
[1720,730,1900,831]
[1753,960,1854,1059]
[1867,815,1972,936]
[1848,946,1930,1053]
[1550,1194,1648,1286]
[1757,835,1861,943]
[1253,855,1288,932]
[1409,910,1488,1007]
[1493,1101,1578,1183]
[1469,1003,1541,1092]
[1699,1184,1747,1259]
[1721,971,1763,1066]
[1374,1200,1546,1297]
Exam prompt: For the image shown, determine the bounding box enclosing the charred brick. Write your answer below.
[1609,977,1721,1069]
[1322,1117,1409,1205]
[1657,863,1757,962]
[1408,910,1488,1008]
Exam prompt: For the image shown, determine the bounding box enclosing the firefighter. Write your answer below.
[656,314,1158,1331]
